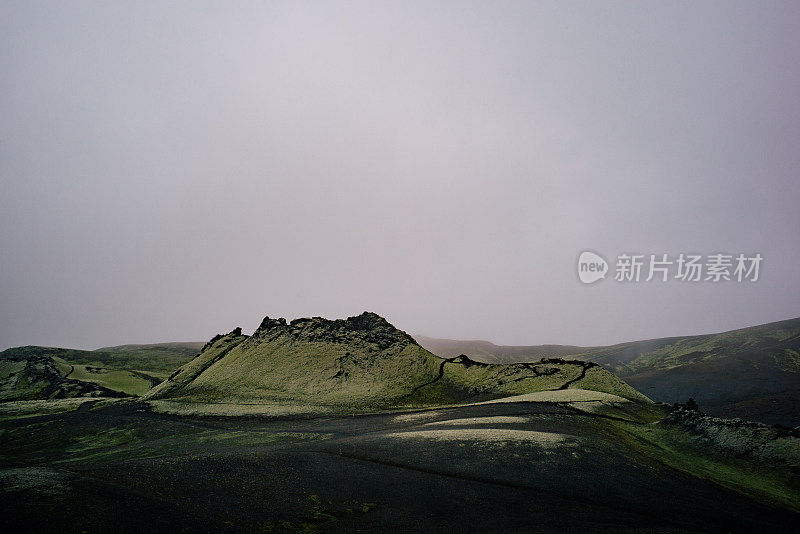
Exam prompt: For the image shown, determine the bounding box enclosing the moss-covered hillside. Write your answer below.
[145,312,649,410]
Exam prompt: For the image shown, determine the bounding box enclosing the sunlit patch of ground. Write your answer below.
[391,411,446,423]
[385,428,574,445]
[566,400,617,412]
[474,388,631,405]
[424,416,530,426]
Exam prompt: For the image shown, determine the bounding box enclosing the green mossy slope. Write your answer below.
[146,312,649,410]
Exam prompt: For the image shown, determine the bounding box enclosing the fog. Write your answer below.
[2,1,799,350]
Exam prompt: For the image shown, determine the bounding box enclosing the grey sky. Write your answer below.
[1,1,799,350]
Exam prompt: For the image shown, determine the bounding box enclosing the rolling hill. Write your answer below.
[418,317,800,427]
[0,342,201,398]
[414,335,589,362]
[93,342,204,374]
[0,354,126,401]
[144,312,649,411]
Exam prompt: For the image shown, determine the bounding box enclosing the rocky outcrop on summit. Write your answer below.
[252,312,418,349]
[145,312,649,410]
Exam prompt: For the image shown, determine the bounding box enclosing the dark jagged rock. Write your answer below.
[450,354,490,368]
[201,327,247,352]
[255,316,287,335]
[661,404,800,468]
[251,311,418,350]
[672,397,700,412]
[541,357,598,369]
[201,334,225,353]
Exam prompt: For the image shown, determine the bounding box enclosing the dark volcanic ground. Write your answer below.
[1,401,798,533]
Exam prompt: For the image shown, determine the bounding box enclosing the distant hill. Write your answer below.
[0,342,201,398]
[145,312,649,410]
[1,343,201,374]
[0,354,128,401]
[419,317,800,427]
[93,342,203,373]
[414,335,589,362]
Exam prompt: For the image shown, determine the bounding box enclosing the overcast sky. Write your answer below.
[1,1,799,350]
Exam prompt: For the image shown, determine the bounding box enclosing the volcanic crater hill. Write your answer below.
[144,312,649,409]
